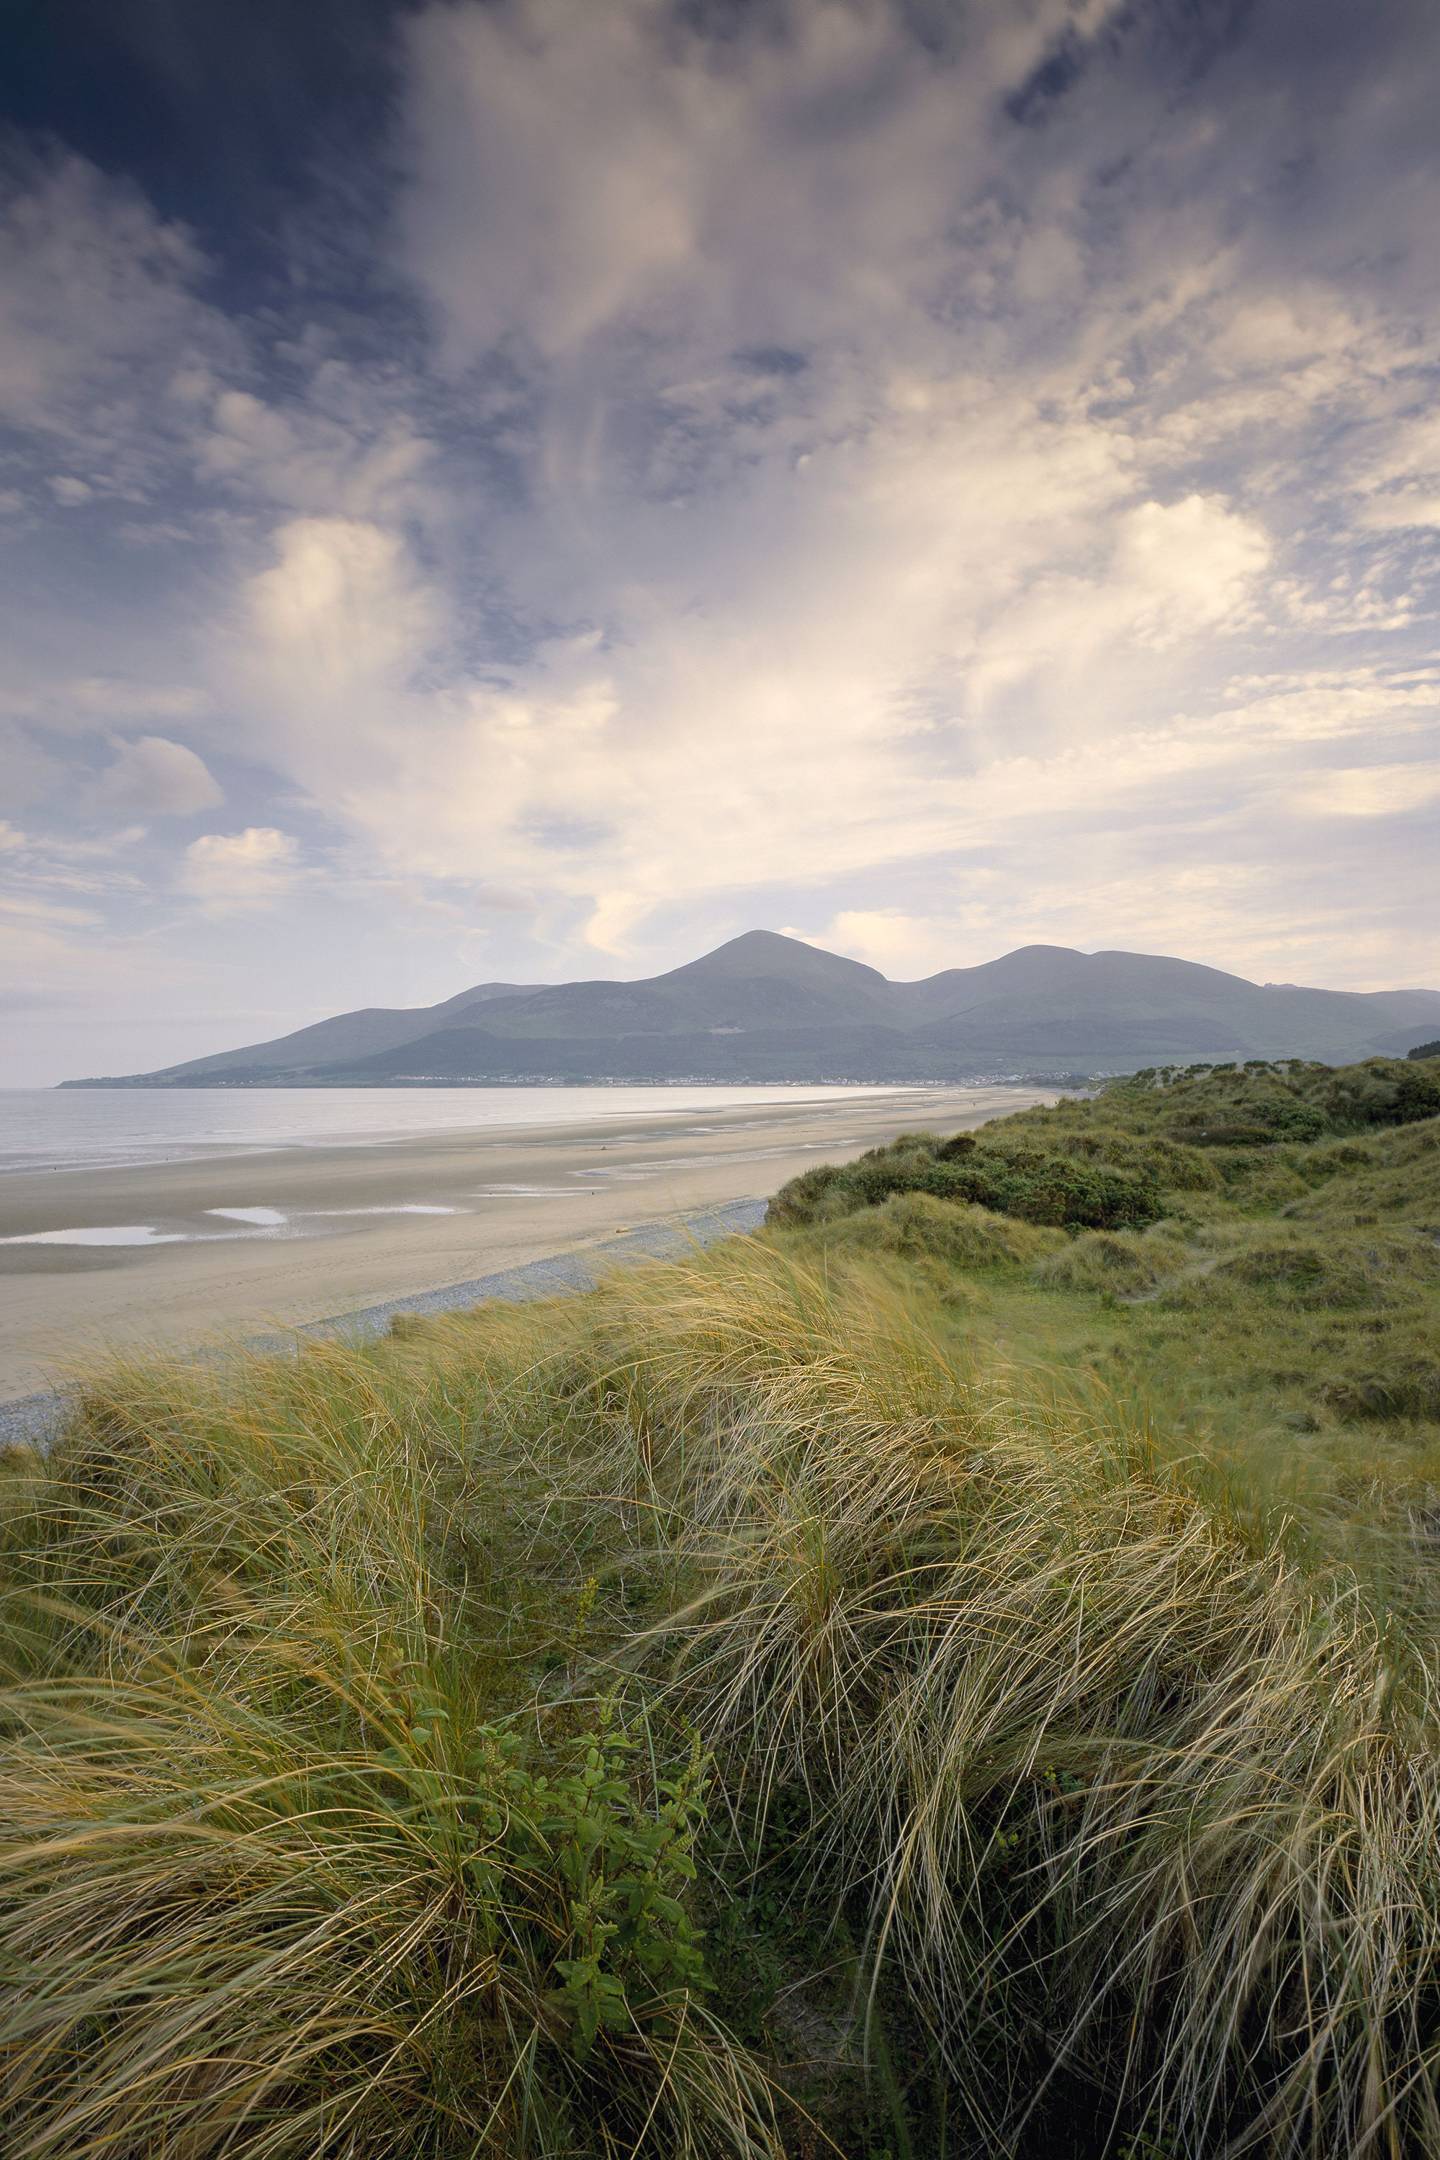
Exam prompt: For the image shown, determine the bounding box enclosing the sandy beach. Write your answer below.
[0,1085,1051,1401]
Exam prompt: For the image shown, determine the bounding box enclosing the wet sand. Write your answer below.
[0,1085,1052,1401]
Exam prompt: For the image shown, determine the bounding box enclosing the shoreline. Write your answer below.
[0,1197,767,1452]
[0,1080,911,1178]
[0,1084,1054,1407]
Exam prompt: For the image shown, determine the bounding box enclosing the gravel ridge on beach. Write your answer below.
[0,1197,767,1451]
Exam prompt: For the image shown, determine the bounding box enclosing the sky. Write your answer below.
[2,0,1438,1085]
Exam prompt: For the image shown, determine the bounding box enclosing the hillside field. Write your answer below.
[3,1055,1440,2157]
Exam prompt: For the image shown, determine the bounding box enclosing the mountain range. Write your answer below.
[61,931,1440,1087]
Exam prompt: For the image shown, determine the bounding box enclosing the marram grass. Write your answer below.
[0,1338,780,2160]
[3,1236,1440,2155]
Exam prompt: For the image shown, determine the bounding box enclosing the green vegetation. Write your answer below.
[768,1125,1164,1231]
[775,1058,1440,1598]
[1412,1038,1440,1061]
[4,1055,1440,2156]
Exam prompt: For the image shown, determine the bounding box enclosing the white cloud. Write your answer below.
[1292,762,1440,820]
[0,891,102,928]
[1111,495,1272,641]
[583,889,650,956]
[216,380,1159,916]
[242,517,438,691]
[178,827,300,911]
[1209,667,1440,745]
[1349,406,1440,531]
[196,386,432,519]
[795,909,980,979]
[99,735,222,816]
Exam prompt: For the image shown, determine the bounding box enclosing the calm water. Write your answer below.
[0,1084,898,1175]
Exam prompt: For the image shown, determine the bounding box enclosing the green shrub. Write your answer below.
[1031,1229,1189,1298]
[1299,1138,1374,1180]
[1310,1059,1440,1130]
[769,1135,1162,1233]
[1171,1104,1327,1147]
[1286,1118,1440,1231]
[817,1189,1063,1272]
[1214,1154,1311,1210]
[936,1146,1161,1228]
[0,1679,760,2159]
[1099,1134,1219,1192]
[1169,1238,1378,1310]
[1105,1056,1440,1144]
[764,1160,850,1226]
[1321,1363,1440,1422]
[1398,1062,1440,1118]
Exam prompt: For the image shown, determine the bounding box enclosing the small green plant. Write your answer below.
[535,1709,713,2058]
[372,1698,714,2061]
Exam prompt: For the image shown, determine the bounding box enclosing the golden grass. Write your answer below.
[4,1236,1440,2154]
[0,1335,779,2159]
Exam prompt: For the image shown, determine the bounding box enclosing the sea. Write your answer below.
[0,1084,899,1176]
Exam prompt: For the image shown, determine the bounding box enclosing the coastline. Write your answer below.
[0,1196,767,1452]
[0,1083,1053,1408]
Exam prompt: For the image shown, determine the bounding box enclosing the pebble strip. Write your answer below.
[0,1197,768,1452]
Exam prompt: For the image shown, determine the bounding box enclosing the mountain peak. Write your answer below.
[691,929,818,964]
[667,930,887,985]
[695,929,801,958]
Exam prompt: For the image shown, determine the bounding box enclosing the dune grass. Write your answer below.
[5,1179,1440,2154]
[774,1062,1440,1589]
[0,1339,778,2159]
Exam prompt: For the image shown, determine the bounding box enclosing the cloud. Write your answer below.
[0,676,210,730]
[1292,762,1440,820]
[0,891,102,928]
[178,827,300,910]
[396,0,1134,371]
[242,516,437,693]
[0,150,234,492]
[794,909,982,979]
[99,735,222,816]
[1111,496,1272,641]
[582,889,654,956]
[216,373,1145,902]
[3,0,1440,1085]
[195,386,433,519]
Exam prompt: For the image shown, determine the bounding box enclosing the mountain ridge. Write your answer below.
[61,932,1440,1086]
